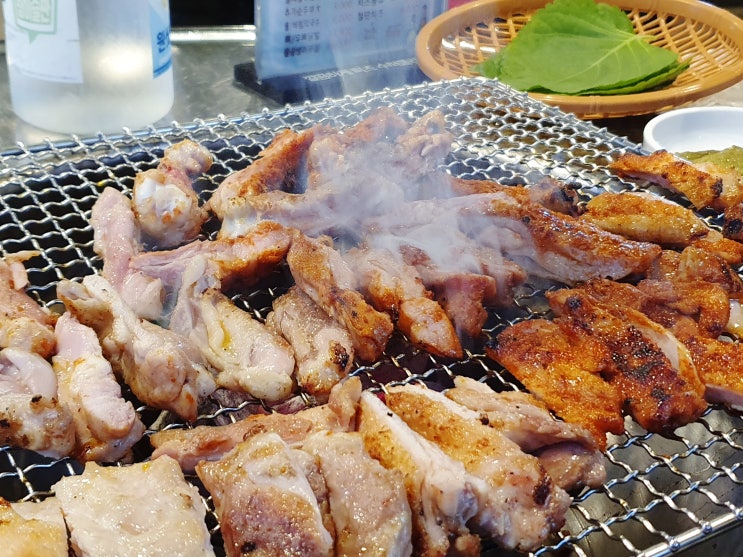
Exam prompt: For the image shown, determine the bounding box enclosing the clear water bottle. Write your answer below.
[2,0,174,135]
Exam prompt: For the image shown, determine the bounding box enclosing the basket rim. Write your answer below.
[416,0,743,118]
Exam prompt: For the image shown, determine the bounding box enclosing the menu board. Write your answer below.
[254,0,446,80]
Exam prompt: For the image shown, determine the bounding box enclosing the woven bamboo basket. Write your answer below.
[416,0,743,118]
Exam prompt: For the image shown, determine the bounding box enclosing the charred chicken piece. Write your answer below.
[265,286,354,401]
[445,376,606,491]
[385,385,571,552]
[489,318,625,448]
[610,150,723,210]
[287,233,394,362]
[208,127,317,220]
[344,247,462,358]
[0,498,68,557]
[548,286,707,433]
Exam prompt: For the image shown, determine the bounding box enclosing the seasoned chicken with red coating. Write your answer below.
[488,318,625,448]
[287,233,394,361]
[548,287,707,433]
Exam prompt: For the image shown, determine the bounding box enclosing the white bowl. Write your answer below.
[642,106,743,153]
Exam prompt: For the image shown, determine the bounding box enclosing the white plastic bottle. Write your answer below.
[2,0,174,135]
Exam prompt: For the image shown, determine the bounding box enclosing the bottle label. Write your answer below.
[149,0,171,78]
[2,0,83,83]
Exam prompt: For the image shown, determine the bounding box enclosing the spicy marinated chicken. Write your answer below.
[57,274,216,422]
[0,252,56,358]
[610,149,724,210]
[265,286,354,400]
[170,256,295,401]
[358,391,482,557]
[0,347,74,458]
[488,318,625,448]
[445,376,606,491]
[287,233,394,362]
[344,247,462,358]
[90,187,165,321]
[196,432,334,557]
[54,456,215,557]
[150,376,362,472]
[0,498,68,557]
[548,287,707,433]
[53,312,145,462]
[300,431,413,557]
[385,385,571,552]
[132,139,212,248]
[582,191,743,264]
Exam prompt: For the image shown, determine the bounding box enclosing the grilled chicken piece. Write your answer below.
[0,498,68,557]
[287,233,393,361]
[344,247,462,358]
[0,252,56,358]
[646,246,743,299]
[445,376,606,491]
[683,336,743,410]
[582,191,743,264]
[548,286,707,433]
[91,187,164,321]
[265,286,354,400]
[150,376,362,472]
[610,150,723,210]
[54,455,215,557]
[57,274,216,422]
[488,318,625,448]
[367,192,661,284]
[386,385,571,552]
[196,432,334,557]
[170,256,295,401]
[130,219,293,293]
[358,391,482,557]
[208,128,316,220]
[0,347,74,458]
[53,312,145,462]
[300,431,413,557]
[132,139,212,249]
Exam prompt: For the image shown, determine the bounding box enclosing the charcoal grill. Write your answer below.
[2,77,743,556]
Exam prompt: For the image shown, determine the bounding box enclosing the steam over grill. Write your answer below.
[1,78,742,556]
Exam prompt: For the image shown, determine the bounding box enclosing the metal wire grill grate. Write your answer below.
[1,78,742,556]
